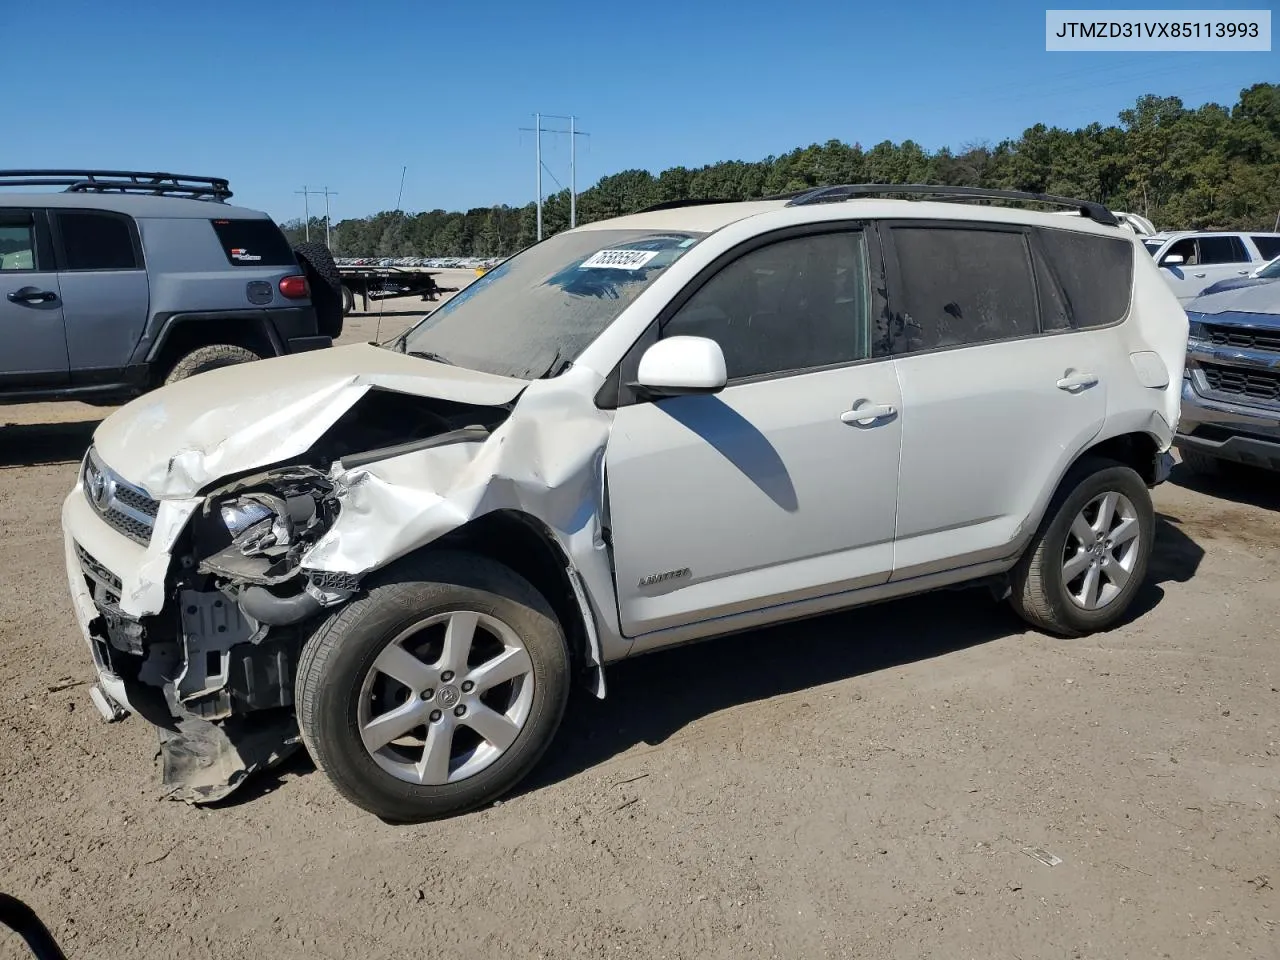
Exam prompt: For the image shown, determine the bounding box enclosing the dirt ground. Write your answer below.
[2,287,1278,958]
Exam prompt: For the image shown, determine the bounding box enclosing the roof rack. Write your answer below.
[784,184,1119,227]
[0,170,232,202]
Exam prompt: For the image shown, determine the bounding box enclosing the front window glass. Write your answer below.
[400,229,705,379]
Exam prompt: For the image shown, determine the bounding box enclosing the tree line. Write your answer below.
[280,84,1280,257]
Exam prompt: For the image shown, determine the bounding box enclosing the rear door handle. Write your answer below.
[1056,372,1099,391]
[841,402,897,425]
[1193,272,1207,278]
[1237,269,1251,275]
[6,287,58,304]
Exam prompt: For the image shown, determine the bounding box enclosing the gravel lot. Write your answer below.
[2,278,1278,958]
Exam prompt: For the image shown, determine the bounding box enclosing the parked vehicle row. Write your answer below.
[61,184,1188,822]
[335,256,505,270]
[1144,230,1280,303]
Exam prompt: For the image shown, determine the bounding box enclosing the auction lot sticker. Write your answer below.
[580,249,660,270]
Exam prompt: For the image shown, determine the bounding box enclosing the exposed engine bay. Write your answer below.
[76,388,514,803]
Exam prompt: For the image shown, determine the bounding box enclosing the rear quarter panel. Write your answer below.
[132,217,309,359]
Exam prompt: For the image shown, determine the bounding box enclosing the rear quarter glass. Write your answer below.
[209,218,298,267]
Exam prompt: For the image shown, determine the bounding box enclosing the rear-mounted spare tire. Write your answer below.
[293,241,344,340]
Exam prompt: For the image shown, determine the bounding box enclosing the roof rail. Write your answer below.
[0,170,232,202]
[784,184,1119,227]
[636,197,737,213]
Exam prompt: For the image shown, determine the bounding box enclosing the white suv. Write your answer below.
[1143,230,1280,302]
[61,185,1188,821]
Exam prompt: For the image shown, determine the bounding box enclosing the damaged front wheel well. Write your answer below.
[432,511,591,680]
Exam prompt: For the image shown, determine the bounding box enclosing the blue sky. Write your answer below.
[3,0,1274,222]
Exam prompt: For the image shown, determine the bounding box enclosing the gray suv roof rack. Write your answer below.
[784,183,1119,227]
[0,169,232,202]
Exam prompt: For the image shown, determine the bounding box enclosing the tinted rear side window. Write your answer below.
[57,211,140,270]
[210,219,298,267]
[1197,235,1248,264]
[1251,236,1280,261]
[1036,228,1134,328]
[891,226,1038,351]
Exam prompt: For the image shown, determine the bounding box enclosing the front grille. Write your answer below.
[83,447,159,546]
[1200,363,1280,403]
[112,484,159,519]
[76,543,122,605]
[1204,324,1280,353]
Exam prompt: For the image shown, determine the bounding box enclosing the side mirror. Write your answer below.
[1161,254,1186,267]
[632,336,727,397]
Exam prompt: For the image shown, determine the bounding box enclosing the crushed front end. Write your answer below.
[62,447,349,803]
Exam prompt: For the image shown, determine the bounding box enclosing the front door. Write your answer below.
[604,226,903,640]
[0,208,68,388]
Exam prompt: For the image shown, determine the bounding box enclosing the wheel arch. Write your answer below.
[144,313,281,385]
[422,509,607,698]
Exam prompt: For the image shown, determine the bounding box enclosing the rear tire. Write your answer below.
[341,284,355,316]
[1009,457,1154,637]
[293,241,344,339]
[163,344,262,385]
[295,550,571,823]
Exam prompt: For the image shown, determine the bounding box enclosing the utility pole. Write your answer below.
[520,113,590,239]
[298,186,340,249]
[295,185,311,241]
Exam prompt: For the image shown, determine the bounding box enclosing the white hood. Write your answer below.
[94,344,528,499]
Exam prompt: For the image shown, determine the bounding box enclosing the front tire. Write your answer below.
[295,551,571,822]
[1009,457,1154,637]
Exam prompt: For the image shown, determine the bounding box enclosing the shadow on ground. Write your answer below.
[1169,461,1280,513]
[0,419,100,469]
[527,511,1204,794]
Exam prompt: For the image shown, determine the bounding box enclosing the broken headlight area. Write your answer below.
[195,466,354,621]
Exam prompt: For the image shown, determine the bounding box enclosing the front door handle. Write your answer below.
[6,287,58,305]
[841,402,897,425]
[1056,372,1099,391]
[1238,269,1251,275]
[1193,272,1207,278]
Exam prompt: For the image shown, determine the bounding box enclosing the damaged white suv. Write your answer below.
[62,185,1188,822]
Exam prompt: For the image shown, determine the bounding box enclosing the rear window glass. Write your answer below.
[210,219,297,267]
[1251,236,1280,261]
[1036,228,1134,328]
[58,211,139,270]
[892,226,1038,350]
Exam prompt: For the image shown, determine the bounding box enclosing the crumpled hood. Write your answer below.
[1187,280,1280,317]
[93,343,528,499]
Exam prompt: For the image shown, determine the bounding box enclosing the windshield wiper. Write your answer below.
[407,350,455,365]
[535,348,573,379]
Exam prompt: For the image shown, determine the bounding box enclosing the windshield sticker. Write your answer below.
[679,238,697,247]
[579,249,659,271]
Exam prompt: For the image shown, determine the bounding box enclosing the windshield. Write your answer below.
[1142,239,1163,256]
[1257,257,1280,279]
[399,228,706,379]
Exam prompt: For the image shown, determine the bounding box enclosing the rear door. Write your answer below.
[51,209,150,383]
[0,208,68,387]
[1192,235,1254,294]
[883,220,1116,580]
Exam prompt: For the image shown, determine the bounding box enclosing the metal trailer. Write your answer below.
[336,265,460,315]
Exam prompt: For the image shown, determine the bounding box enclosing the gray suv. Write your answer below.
[0,170,343,406]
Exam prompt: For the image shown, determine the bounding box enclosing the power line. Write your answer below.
[297,186,339,248]
[519,112,590,239]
